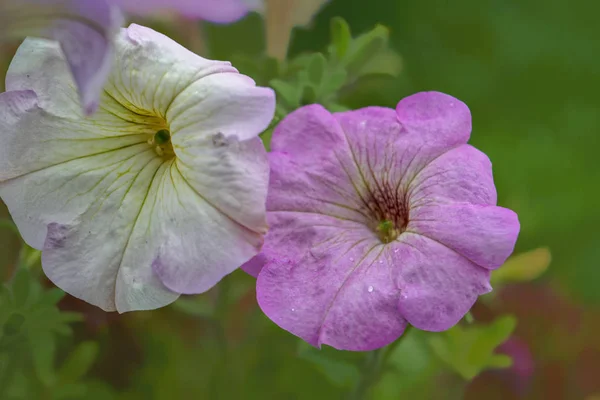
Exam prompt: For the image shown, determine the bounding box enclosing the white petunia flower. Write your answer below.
[0,24,275,312]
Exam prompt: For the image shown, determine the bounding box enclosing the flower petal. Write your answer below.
[24,142,266,312]
[4,23,235,119]
[116,0,252,23]
[174,133,270,236]
[394,233,492,331]
[168,72,275,143]
[267,105,369,223]
[408,144,497,207]
[151,139,268,295]
[395,91,471,146]
[107,24,239,116]
[6,38,83,118]
[39,151,177,312]
[6,30,231,121]
[50,0,122,115]
[0,0,122,114]
[256,212,407,351]
[333,103,470,200]
[409,204,520,269]
[0,88,150,248]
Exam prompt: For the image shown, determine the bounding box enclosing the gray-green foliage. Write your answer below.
[0,267,104,399]
[269,17,402,117]
[228,16,401,128]
[428,315,516,380]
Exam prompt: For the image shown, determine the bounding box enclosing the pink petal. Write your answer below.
[408,144,497,207]
[394,233,492,331]
[395,91,471,146]
[409,203,520,269]
[256,212,407,351]
[267,105,372,223]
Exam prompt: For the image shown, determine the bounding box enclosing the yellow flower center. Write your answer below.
[147,129,175,159]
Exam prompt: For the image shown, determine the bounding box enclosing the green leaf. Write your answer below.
[301,85,318,105]
[270,79,301,109]
[428,315,517,380]
[491,247,551,285]
[53,383,88,399]
[42,288,66,307]
[0,268,88,399]
[17,244,41,271]
[320,69,347,98]
[372,329,441,400]
[356,48,403,78]
[287,53,315,72]
[10,269,30,308]
[57,341,99,385]
[326,103,351,112]
[297,342,360,389]
[29,331,56,386]
[344,25,389,78]
[229,54,280,86]
[330,17,352,60]
[0,219,18,235]
[307,53,327,86]
[487,354,513,369]
[2,313,25,337]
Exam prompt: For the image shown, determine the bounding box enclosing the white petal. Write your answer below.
[105,24,239,117]
[39,149,175,312]
[174,136,270,235]
[168,72,276,142]
[36,150,265,312]
[140,159,265,299]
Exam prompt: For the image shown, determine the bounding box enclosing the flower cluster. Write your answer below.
[0,1,519,350]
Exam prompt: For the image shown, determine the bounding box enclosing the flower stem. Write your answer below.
[349,328,411,400]
[350,348,386,400]
[179,17,206,56]
[265,0,294,60]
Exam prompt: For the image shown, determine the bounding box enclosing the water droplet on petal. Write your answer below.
[291,308,295,312]
[378,260,384,264]
[349,257,354,262]
[394,248,399,253]
[368,286,374,293]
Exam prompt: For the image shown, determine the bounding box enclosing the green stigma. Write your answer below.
[154,129,171,145]
[376,220,399,244]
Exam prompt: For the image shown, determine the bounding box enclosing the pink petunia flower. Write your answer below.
[243,92,520,350]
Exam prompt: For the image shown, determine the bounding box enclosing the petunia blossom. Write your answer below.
[115,0,261,24]
[0,24,275,313]
[0,0,123,114]
[243,92,520,351]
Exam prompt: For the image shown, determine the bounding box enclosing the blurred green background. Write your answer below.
[1,0,599,399]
